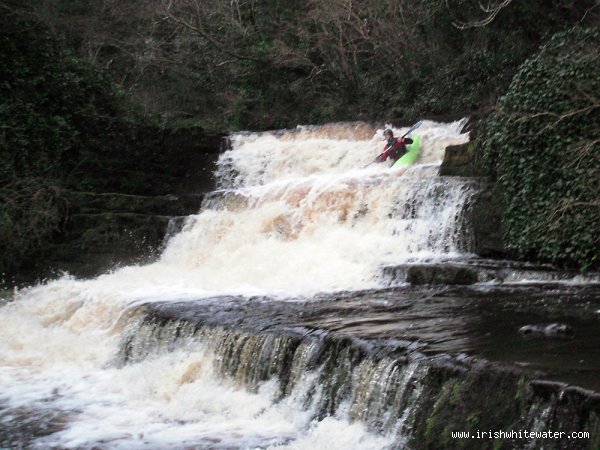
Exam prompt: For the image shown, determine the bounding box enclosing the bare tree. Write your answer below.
[162,0,264,63]
[450,0,513,30]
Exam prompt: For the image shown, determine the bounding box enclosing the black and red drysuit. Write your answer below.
[378,137,414,163]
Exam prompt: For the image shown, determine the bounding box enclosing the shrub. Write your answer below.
[0,10,129,275]
[479,27,600,269]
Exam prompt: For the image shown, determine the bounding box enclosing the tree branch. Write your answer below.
[452,0,513,30]
[163,0,263,63]
[580,0,600,23]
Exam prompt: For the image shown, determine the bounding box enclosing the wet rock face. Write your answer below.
[439,141,507,258]
[143,284,600,391]
[468,184,506,258]
[403,264,479,285]
[133,292,600,450]
[32,128,229,280]
[0,402,71,450]
[381,263,482,286]
[519,323,574,338]
[439,142,488,177]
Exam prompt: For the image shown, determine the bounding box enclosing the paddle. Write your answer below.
[363,120,424,168]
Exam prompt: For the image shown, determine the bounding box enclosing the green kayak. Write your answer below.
[392,135,421,168]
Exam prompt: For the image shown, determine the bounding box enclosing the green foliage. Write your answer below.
[0,15,127,178]
[0,181,67,276]
[2,0,599,276]
[32,0,599,129]
[399,0,596,118]
[0,10,140,275]
[479,27,600,269]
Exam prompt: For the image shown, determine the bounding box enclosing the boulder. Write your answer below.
[439,141,488,177]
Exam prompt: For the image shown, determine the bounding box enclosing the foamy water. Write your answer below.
[1,120,470,449]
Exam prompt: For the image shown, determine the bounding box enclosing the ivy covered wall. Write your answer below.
[479,28,600,269]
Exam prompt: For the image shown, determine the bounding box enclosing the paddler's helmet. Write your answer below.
[383,129,394,138]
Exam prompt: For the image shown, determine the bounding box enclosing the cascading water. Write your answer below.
[159,120,474,296]
[3,120,596,449]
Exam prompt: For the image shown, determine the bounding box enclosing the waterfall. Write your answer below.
[109,304,596,450]
[3,120,595,449]
[114,312,427,449]
[158,120,474,296]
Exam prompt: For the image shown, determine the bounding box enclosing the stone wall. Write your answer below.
[440,140,507,259]
[37,128,227,280]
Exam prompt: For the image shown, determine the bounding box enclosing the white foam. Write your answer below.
[0,120,471,448]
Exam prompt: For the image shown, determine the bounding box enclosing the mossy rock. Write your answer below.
[440,141,489,177]
[406,264,479,285]
[66,191,204,216]
[468,183,506,257]
[40,212,171,277]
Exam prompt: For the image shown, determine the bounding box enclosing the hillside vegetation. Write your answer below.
[480,28,600,268]
[31,0,599,128]
[1,0,599,275]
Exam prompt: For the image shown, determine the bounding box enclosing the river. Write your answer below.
[1,121,598,449]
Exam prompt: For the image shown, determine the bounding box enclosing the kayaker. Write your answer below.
[378,129,413,164]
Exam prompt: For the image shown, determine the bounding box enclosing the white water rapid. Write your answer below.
[0,120,471,449]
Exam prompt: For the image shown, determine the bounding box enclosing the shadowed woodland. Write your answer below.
[1,0,599,277]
